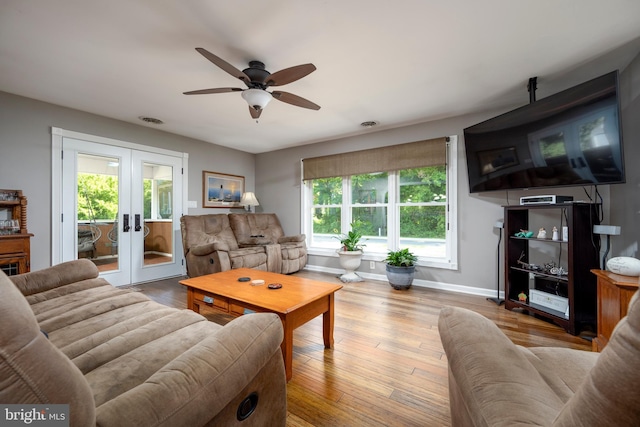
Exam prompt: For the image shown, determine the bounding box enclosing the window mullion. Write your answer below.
[342,177,351,233]
[388,172,398,251]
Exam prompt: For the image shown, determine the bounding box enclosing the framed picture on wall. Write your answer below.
[202,171,244,208]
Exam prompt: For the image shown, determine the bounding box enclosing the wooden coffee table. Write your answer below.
[179,268,343,381]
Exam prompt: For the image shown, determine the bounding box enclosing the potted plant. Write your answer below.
[334,225,366,282]
[384,248,417,290]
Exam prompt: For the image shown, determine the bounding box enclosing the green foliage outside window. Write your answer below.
[77,174,119,221]
[312,166,447,239]
[399,166,446,239]
[400,205,446,239]
[77,174,152,221]
[313,177,342,234]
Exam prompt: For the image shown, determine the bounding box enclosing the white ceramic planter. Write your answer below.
[337,250,363,282]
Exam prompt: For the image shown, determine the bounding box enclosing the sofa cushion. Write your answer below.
[181,214,239,252]
[553,290,640,426]
[0,270,96,426]
[520,346,599,403]
[229,213,285,245]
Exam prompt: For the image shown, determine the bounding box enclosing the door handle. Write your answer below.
[135,214,142,232]
[123,214,131,232]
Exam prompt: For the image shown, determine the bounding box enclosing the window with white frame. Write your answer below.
[302,136,458,270]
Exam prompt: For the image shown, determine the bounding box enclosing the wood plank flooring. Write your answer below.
[131,270,591,427]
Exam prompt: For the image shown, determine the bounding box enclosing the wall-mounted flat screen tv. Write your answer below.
[463,71,625,193]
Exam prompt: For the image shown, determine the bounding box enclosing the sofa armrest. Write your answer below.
[95,313,285,427]
[10,259,99,296]
[278,234,305,244]
[438,306,564,426]
[190,240,230,256]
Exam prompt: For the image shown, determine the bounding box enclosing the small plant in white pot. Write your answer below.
[384,248,417,290]
[334,225,366,282]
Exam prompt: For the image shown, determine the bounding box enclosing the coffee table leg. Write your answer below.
[186,287,197,312]
[323,293,335,349]
[280,318,294,381]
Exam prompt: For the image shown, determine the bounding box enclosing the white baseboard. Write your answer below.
[303,264,505,299]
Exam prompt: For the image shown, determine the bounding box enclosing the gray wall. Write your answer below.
[256,57,640,292]
[612,51,640,258]
[0,91,256,271]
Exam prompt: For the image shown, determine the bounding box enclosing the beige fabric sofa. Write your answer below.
[438,290,640,427]
[0,259,287,427]
[180,213,306,277]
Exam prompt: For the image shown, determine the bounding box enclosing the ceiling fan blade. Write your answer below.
[272,91,321,110]
[195,47,251,85]
[249,106,262,119]
[266,64,316,86]
[183,87,243,95]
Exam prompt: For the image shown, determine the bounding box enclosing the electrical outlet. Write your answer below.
[369,261,375,269]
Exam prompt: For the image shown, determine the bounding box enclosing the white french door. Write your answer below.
[54,130,186,286]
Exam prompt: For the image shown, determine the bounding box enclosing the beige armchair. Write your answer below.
[180,214,274,277]
[438,290,640,426]
[229,213,307,274]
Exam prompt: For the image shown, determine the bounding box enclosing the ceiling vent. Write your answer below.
[138,116,164,125]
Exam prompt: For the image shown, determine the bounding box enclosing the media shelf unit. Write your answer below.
[504,203,600,335]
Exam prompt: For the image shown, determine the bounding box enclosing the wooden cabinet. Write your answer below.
[504,203,600,335]
[591,269,639,352]
[0,190,33,275]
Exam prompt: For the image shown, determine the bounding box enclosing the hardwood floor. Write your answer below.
[131,270,591,427]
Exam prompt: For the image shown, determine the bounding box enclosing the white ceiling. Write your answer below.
[2,1,640,154]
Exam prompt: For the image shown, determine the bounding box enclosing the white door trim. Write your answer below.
[51,127,188,278]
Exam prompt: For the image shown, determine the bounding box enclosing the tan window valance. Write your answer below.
[302,136,448,180]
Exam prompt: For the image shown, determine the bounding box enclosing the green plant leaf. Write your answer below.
[384,248,417,266]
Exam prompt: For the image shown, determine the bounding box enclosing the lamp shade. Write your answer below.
[240,192,259,207]
[241,89,272,110]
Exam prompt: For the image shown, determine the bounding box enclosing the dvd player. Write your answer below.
[519,195,574,205]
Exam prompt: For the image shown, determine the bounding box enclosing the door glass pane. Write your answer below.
[142,162,173,266]
[77,154,119,272]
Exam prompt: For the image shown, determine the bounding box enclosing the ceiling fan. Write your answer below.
[183,48,320,119]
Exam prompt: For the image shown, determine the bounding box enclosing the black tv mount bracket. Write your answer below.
[527,77,538,103]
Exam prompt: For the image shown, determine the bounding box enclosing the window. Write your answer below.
[303,136,458,270]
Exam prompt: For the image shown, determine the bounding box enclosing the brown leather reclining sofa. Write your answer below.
[180,213,307,278]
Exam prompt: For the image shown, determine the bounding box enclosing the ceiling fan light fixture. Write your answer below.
[241,89,272,110]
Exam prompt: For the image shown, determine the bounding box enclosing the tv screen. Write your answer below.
[463,71,625,193]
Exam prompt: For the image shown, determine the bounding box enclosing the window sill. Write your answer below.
[307,247,457,270]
